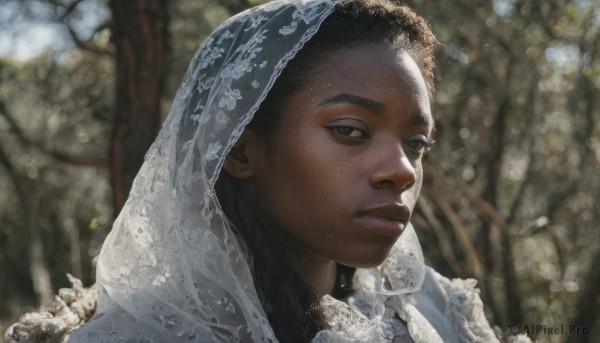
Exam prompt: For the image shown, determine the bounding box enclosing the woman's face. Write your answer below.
[252,43,433,268]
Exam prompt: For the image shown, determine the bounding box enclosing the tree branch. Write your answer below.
[0,143,54,306]
[417,196,463,275]
[56,0,86,20]
[0,100,109,169]
[64,22,113,56]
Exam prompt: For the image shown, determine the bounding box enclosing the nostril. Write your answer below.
[403,179,416,191]
[375,177,415,191]
[376,179,394,188]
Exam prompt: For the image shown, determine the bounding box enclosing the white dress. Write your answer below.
[318,267,501,343]
[313,225,506,343]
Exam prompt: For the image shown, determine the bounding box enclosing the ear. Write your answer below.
[222,129,263,179]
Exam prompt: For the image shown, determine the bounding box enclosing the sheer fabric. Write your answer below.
[69,0,501,342]
[70,1,338,341]
[314,226,501,343]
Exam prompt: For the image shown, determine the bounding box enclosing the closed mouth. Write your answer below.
[355,215,405,238]
[357,203,410,224]
[355,203,410,237]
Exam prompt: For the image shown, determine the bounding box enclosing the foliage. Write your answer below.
[0,1,598,342]
[405,0,600,341]
[0,48,114,313]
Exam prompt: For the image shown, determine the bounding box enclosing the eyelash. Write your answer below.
[329,126,369,139]
[405,137,436,156]
[329,125,436,155]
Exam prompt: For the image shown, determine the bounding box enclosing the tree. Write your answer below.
[109,0,170,215]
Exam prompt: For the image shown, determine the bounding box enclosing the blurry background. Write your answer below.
[0,0,598,342]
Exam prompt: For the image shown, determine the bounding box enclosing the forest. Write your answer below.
[0,0,598,342]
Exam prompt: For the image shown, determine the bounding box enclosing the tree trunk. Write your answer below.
[109,0,170,216]
[0,145,53,307]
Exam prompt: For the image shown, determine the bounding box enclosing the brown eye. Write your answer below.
[405,139,425,151]
[405,137,435,157]
[331,126,368,138]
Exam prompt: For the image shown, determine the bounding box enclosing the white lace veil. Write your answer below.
[69,0,425,341]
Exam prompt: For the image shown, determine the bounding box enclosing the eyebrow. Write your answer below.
[411,111,433,128]
[318,93,384,113]
[319,93,434,129]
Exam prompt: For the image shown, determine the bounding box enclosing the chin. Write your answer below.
[339,246,394,269]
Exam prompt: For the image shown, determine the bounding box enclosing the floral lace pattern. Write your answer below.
[69,1,338,342]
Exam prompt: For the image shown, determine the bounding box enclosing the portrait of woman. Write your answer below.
[66,0,517,341]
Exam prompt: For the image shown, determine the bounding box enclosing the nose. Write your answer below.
[369,141,417,191]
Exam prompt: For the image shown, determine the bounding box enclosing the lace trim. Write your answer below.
[316,265,508,342]
[443,277,500,342]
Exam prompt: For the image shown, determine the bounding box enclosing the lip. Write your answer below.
[355,203,410,238]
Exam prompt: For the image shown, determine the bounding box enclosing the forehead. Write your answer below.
[320,44,422,84]
[298,43,432,122]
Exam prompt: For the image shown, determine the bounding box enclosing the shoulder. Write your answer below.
[427,267,499,341]
[397,267,530,343]
[392,267,501,343]
[68,307,216,343]
[67,308,135,343]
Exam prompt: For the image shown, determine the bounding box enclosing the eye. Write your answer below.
[330,126,369,138]
[405,137,436,156]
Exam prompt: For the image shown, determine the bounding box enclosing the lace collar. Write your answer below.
[358,223,426,295]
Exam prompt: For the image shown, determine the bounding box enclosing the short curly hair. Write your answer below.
[249,0,438,136]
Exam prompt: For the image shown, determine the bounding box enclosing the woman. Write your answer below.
[69,0,507,342]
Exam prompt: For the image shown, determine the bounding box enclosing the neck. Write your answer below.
[286,241,338,297]
[297,255,338,297]
[250,196,338,296]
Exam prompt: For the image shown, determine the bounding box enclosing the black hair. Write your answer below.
[215,1,437,341]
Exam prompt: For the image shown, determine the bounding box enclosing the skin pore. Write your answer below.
[223,43,434,297]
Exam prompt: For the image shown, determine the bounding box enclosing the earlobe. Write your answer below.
[222,129,261,179]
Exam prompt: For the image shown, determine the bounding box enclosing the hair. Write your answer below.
[215,0,437,341]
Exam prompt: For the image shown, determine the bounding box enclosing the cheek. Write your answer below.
[255,142,324,222]
[255,137,353,236]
